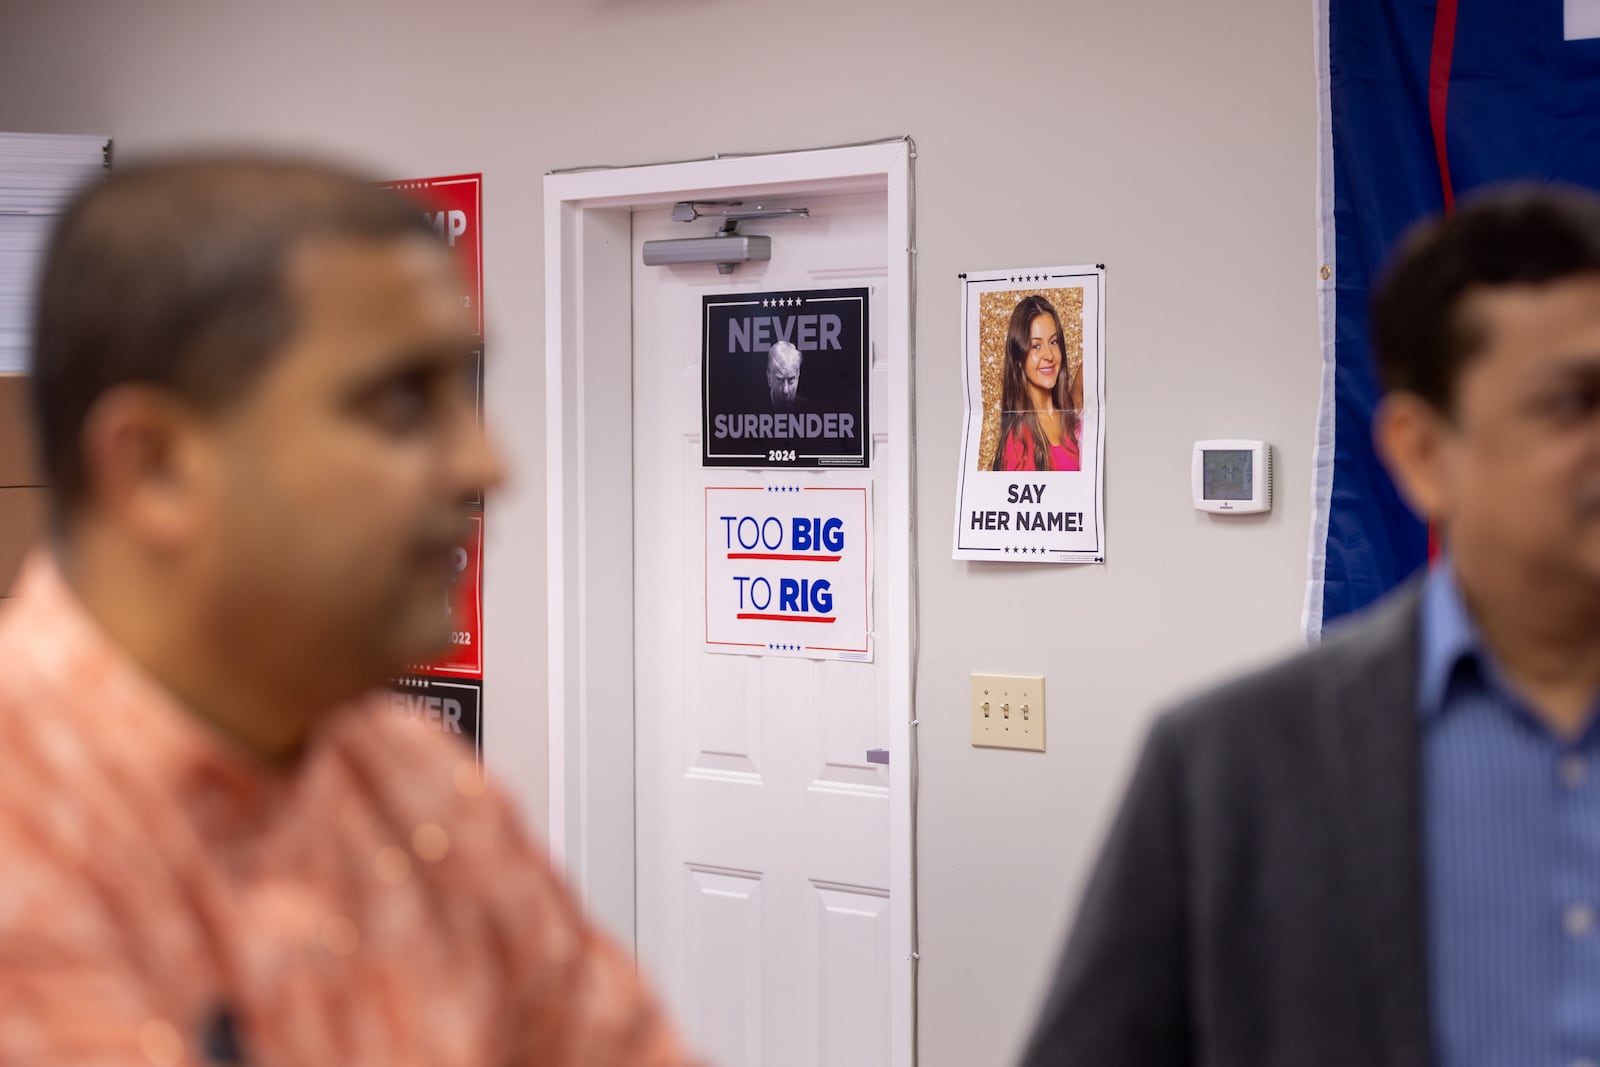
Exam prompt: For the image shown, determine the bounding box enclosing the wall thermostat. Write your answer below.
[1192,440,1272,514]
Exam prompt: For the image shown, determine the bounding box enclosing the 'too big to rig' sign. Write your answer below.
[704,483,873,662]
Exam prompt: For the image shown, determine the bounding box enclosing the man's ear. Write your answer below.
[79,385,213,549]
[1373,390,1452,523]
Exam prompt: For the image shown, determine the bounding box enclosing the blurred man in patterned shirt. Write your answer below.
[0,154,698,1066]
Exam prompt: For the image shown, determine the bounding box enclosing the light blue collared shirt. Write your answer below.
[1421,561,1600,1067]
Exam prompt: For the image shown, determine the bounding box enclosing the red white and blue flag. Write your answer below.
[1310,0,1600,633]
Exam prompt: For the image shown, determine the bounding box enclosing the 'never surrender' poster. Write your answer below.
[387,675,482,762]
[702,287,870,469]
[952,266,1106,563]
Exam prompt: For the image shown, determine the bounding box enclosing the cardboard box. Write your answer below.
[0,375,41,488]
[0,486,47,596]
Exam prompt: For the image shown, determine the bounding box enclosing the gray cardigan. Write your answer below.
[1020,584,1433,1066]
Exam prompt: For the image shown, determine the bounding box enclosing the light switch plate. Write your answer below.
[970,673,1045,751]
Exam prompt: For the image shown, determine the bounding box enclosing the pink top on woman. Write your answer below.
[998,426,1081,472]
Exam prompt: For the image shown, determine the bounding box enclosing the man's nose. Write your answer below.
[453,416,508,501]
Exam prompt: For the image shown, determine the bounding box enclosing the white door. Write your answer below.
[632,190,894,1067]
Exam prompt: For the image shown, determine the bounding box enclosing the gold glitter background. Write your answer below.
[975,287,1084,470]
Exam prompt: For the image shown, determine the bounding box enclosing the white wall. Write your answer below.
[0,1,1320,1062]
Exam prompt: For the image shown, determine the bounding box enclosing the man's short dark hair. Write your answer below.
[30,153,439,513]
[1371,183,1600,413]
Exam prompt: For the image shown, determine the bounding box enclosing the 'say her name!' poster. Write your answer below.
[952,266,1105,563]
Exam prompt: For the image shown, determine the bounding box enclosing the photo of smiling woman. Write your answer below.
[991,294,1082,472]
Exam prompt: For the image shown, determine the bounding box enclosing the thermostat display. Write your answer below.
[1203,450,1253,501]
[1193,440,1271,514]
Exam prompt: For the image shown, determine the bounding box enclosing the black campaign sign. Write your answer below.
[388,675,481,762]
[702,287,870,468]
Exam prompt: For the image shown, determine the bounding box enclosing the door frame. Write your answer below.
[543,139,916,1066]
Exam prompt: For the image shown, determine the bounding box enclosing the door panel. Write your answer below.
[633,191,891,1067]
[685,865,764,1066]
[814,883,891,1067]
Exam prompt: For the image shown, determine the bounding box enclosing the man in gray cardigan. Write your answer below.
[1022,185,1600,1066]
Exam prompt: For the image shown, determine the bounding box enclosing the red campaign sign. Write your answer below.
[412,512,483,679]
[378,173,483,338]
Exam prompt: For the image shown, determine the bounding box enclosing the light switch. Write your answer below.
[970,673,1045,752]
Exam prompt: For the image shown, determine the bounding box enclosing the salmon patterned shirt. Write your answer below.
[0,554,699,1067]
